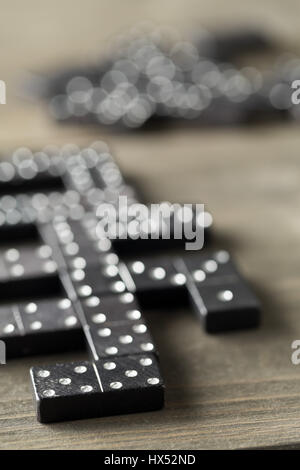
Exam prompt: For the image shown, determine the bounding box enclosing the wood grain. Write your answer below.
[1,0,300,450]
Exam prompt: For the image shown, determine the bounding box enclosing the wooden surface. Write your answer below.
[1,0,300,450]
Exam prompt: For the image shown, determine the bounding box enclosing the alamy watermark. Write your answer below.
[291,340,300,364]
[0,80,6,104]
[0,341,6,364]
[95,198,208,251]
[291,80,300,105]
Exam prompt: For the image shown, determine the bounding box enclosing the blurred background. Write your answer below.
[1,0,300,144]
[0,0,299,267]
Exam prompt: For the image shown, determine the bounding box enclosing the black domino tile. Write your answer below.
[18,297,84,356]
[50,218,117,269]
[62,243,118,271]
[30,361,102,423]
[0,221,38,242]
[109,205,210,254]
[86,319,156,360]
[0,242,61,300]
[0,298,84,359]
[54,220,93,246]
[178,252,261,332]
[62,166,95,195]
[180,250,240,285]
[6,243,57,277]
[95,353,164,416]
[189,280,261,332]
[79,292,142,325]
[37,223,63,267]
[0,271,61,301]
[69,265,126,299]
[40,220,98,269]
[125,257,188,308]
[0,168,65,196]
[30,354,164,423]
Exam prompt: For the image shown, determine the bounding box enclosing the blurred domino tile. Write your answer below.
[25,25,299,129]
